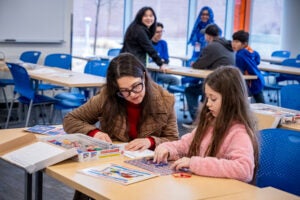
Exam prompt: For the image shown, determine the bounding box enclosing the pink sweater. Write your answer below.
[161,123,255,182]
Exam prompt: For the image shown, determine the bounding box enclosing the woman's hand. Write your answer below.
[171,157,191,171]
[160,64,167,73]
[125,138,151,151]
[153,145,169,164]
[93,131,112,143]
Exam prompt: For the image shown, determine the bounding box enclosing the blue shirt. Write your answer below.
[235,48,265,95]
[151,40,169,64]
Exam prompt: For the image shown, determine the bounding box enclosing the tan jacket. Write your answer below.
[63,83,179,146]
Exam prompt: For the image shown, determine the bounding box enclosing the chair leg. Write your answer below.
[25,101,33,127]
[1,87,9,110]
[39,105,46,125]
[5,95,16,128]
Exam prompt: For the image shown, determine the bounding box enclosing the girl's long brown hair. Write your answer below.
[188,66,258,176]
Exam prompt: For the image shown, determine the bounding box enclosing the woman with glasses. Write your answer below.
[63,53,179,151]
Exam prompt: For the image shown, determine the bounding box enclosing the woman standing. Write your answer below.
[121,7,165,68]
[188,6,216,62]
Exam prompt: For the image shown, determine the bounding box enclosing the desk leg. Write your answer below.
[35,170,43,200]
[25,172,32,200]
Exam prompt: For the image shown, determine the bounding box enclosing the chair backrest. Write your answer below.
[84,60,109,77]
[281,58,300,68]
[271,50,291,58]
[280,84,300,110]
[256,128,300,196]
[6,63,35,99]
[107,48,121,57]
[44,53,72,70]
[20,51,41,64]
[297,54,300,60]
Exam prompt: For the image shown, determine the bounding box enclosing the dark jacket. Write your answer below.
[235,48,265,95]
[121,24,163,67]
[192,38,235,69]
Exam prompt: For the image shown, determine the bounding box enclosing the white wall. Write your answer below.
[0,0,73,103]
[0,0,73,64]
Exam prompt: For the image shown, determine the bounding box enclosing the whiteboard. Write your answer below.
[0,0,66,43]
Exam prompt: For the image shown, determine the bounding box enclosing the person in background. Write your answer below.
[64,53,179,200]
[232,30,265,103]
[151,22,180,87]
[188,6,216,62]
[183,24,235,128]
[121,7,166,70]
[154,66,258,183]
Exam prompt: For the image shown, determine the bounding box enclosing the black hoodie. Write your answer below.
[192,37,235,70]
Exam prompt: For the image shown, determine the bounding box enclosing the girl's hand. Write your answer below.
[125,138,151,151]
[93,131,112,143]
[153,145,169,164]
[171,157,191,171]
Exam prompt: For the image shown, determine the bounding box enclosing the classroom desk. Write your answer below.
[205,187,300,200]
[258,63,300,76]
[147,65,257,80]
[46,157,257,200]
[1,61,106,88]
[169,55,190,66]
[251,103,300,131]
[0,128,42,200]
[260,56,285,64]
[27,65,105,88]
[73,55,114,61]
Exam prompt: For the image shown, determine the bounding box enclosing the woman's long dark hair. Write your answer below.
[100,53,158,134]
[188,66,258,178]
[124,7,157,40]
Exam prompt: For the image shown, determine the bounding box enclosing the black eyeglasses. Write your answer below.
[117,82,144,98]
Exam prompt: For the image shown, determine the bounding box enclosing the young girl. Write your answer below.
[154,66,258,182]
[63,53,179,151]
[121,7,165,69]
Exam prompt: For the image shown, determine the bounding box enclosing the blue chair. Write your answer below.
[83,59,109,98]
[271,50,291,58]
[167,77,199,119]
[280,84,300,110]
[264,50,291,104]
[5,63,58,128]
[84,59,109,77]
[297,54,300,60]
[19,51,41,64]
[38,53,72,91]
[276,59,300,84]
[256,128,300,196]
[107,48,121,57]
[52,60,109,104]
[44,53,72,70]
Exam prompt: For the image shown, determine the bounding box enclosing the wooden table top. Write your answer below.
[1,61,106,88]
[205,187,300,200]
[147,65,257,80]
[261,56,285,64]
[46,157,257,200]
[259,63,300,75]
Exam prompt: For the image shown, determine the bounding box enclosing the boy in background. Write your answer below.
[232,30,265,103]
[151,22,179,87]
